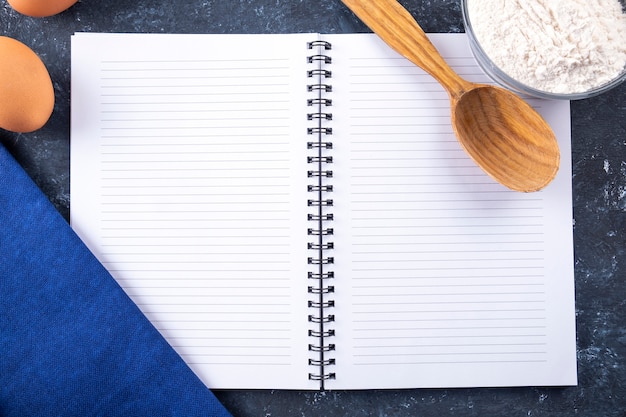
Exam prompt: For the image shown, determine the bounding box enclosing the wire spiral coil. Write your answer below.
[306,39,335,386]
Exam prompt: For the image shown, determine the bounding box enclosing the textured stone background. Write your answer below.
[1,1,625,416]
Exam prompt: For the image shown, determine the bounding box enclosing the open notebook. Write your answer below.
[70,32,577,390]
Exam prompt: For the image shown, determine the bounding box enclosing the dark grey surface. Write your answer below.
[1,1,625,416]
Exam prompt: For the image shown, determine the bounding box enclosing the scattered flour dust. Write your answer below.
[466,0,626,94]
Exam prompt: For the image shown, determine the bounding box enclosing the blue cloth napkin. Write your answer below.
[0,143,232,417]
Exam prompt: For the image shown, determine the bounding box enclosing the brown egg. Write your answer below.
[0,36,54,133]
[7,0,78,17]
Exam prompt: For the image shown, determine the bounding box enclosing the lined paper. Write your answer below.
[327,34,575,389]
[71,33,315,390]
[71,32,576,390]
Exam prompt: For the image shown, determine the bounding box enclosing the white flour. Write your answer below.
[466,0,626,94]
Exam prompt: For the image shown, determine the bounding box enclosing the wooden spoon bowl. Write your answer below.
[342,0,560,192]
[453,86,559,191]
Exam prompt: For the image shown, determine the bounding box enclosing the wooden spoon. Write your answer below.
[342,0,560,192]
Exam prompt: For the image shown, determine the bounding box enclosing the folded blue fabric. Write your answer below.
[0,143,232,417]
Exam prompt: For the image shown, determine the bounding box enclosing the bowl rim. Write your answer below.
[460,0,626,100]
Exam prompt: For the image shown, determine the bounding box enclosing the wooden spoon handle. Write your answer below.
[342,0,471,98]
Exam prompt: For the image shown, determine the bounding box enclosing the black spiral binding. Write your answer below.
[306,39,335,388]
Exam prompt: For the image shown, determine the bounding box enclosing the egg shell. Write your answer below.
[7,0,78,17]
[0,36,54,133]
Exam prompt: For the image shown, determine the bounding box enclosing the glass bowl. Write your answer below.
[461,0,626,100]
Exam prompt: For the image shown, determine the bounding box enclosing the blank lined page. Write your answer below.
[71,33,315,389]
[327,34,576,389]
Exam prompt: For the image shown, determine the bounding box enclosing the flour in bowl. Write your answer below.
[466,0,626,94]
